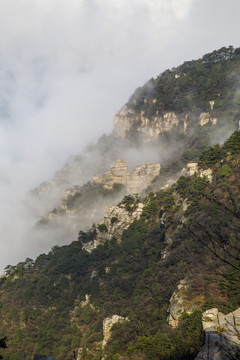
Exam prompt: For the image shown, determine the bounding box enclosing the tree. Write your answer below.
[0,337,7,359]
[182,177,240,271]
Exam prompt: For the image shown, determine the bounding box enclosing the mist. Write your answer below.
[1,0,240,272]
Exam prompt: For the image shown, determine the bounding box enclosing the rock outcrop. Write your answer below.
[199,112,218,126]
[92,158,160,194]
[76,315,129,360]
[187,163,199,176]
[195,308,240,360]
[113,105,188,141]
[92,158,128,190]
[82,202,144,253]
[102,315,129,348]
[168,279,205,328]
[187,163,213,182]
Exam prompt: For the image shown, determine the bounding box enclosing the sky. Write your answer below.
[0,0,240,271]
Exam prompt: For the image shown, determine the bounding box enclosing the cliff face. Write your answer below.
[195,308,240,360]
[114,106,187,141]
[82,201,144,253]
[37,158,159,250]
[92,158,160,194]
[113,106,218,142]
[1,47,240,360]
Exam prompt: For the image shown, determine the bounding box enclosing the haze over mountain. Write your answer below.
[1,44,240,360]
[1,0,240,271]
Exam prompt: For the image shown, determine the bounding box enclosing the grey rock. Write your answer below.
[195,308,240,360]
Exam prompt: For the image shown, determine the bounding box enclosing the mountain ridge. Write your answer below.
[1,46,240,360]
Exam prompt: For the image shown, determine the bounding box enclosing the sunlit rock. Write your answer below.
[92,158,160,194]
[114,105,187,141]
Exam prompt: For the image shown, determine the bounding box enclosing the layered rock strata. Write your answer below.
[113,106,187,141]
[92,158,160,194]
[113,105,218,142]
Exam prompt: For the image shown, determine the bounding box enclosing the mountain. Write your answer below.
[25,46,240,254]
[1,46,240,360]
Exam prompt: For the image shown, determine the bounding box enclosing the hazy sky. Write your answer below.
[0,0,240,271]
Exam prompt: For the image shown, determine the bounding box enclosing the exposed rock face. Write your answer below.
[113,105,187,141]
[102,315,129,348]
[82,202,144,253]
[127,162,160,194]
[50,186,81,216]
[199,112,218,126]
[92,158,160,194]
[187,163,198,176]
[93,158,128,190]
[76,315,129,359]
[187,163,213,182]
[168,279,205,328]
[200,168,213,182]
[168,279,191,328]
[209,100,215,110]
[195,308,240,360]
[113,106,136,137]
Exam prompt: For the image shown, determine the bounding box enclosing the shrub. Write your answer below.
[98,224,108,233]
[111,217,118,225]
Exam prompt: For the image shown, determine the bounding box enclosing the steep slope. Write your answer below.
[115,46,240,143]
[1,47,240,360]
[25,46,240,255]
[1,130,240,360]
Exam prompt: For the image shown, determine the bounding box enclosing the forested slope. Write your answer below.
[1,47,240,360]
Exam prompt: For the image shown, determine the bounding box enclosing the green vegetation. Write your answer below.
[98,223,108,233]
[1,47,240,359]
[125,310,203,360]
[176,175,209,209]
[2,137,239,358]
[129,46,240,116]
[111,217,118,225]
[118,194,140,213]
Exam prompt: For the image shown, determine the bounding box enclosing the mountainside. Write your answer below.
[25,46,240,254]
[1,46,240,360]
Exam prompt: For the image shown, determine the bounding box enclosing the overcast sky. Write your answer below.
[0,0,240,271]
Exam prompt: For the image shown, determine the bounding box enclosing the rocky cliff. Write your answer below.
[82,201,144,253]
[39,158,159,235]
[195,308,240,360]
[114,106,218,142]
[1,46,240,360]
[114,106,187,141]
[92,158,160,194]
